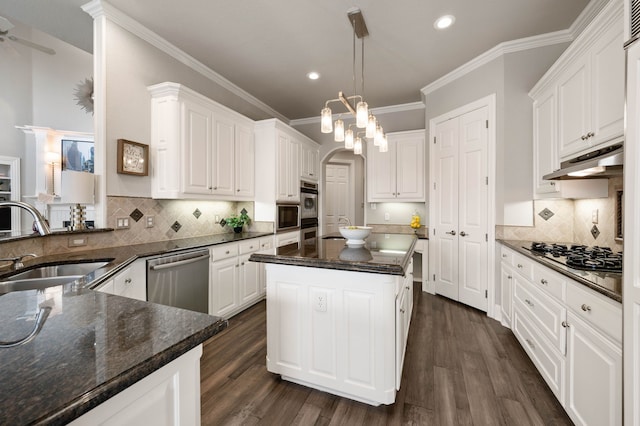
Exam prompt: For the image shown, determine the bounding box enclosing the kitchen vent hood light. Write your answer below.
[568,166,606,177]
[543,143,623,180]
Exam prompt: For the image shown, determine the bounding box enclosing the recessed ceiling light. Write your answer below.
[434,15,455,30]
[307,72,320,80]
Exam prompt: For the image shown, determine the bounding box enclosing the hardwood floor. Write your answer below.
[200,287,572,425]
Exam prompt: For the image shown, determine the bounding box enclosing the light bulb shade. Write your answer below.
[354,137,363,155]
[334,119,345,142]
[61,170,94,205]
[366,114,376,138]
[379,135,388,153]
[344,129,354,149]
[321,107,333,133]
[374,124,384,146]
[356,101,368,128]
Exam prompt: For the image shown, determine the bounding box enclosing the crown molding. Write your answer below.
[290,101,425,126]
[81,0,289,122]
[569,0,611,37]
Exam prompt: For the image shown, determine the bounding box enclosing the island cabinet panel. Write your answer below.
[265,263,404,406]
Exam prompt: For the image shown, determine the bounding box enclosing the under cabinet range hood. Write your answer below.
[543,143,623,180]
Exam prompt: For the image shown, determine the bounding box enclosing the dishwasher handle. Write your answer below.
[149,253,210,271]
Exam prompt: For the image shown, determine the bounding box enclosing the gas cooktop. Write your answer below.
[528,242,622,273]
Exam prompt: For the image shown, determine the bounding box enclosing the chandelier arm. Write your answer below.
[338,92,357,115]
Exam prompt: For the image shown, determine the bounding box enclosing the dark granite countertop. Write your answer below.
[0,287,227,425]
[250,233,417,276]
[499,239,622,303]
[0,231,274,424]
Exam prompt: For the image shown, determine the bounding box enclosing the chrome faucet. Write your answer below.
[0,201,51,236]
[338,216,351,226]
[0,253,38,270]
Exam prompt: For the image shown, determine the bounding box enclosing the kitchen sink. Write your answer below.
[0,276,84,294]
[5,261,112,281]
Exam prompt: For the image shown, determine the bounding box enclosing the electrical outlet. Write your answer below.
[116,217,130,229]
[592,209,599,224]
[215,215,220,223]
[370,203,377,210]
[315,293,327,312]
[146,216,155,228]
[384,212,390,221]
[68,236,87,247]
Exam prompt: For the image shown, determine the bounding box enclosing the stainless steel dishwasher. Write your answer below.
[146,249,210,314]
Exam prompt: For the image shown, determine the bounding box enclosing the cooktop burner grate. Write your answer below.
[529,242,622,272]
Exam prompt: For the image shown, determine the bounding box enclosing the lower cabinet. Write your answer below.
[395,259,413,389]
[69,345,203,425]
[209,237,269,318]
[96,259,146,301]
[500,244,622,426]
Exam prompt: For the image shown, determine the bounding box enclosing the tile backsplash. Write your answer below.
[497,177,623,251]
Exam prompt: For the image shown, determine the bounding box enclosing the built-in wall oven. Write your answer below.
[276,203,299,232]
[300,181,318,219]
[301,218,318,246]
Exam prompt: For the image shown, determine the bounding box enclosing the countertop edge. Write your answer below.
[34,312,228,425]
[250,253,406,276]
[498,239,621,303]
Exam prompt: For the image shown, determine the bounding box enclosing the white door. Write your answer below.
[431,104,489,312]
[395,135,425,200]
[210,257,238,317]
[324,163,350,235]
[239,253,260,304]
[182,100,212,194]
[212,115,235,196]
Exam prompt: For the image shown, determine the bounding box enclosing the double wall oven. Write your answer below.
[300,181,318,246]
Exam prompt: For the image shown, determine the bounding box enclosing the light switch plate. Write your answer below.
[146,216,155,228]
[592,209,599,224]
[116,217,130,229]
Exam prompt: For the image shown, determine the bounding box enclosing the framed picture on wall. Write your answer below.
[61,139,94,173]
[117,139,149,176]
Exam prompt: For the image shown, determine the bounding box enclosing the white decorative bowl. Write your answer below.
[338,226,373,246]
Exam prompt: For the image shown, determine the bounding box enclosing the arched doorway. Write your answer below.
[322,149,365,235]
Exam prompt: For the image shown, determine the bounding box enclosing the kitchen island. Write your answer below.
[250,233,416,406]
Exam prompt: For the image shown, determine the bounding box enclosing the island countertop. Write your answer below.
[0,286,227,425]
[250,233,417,276]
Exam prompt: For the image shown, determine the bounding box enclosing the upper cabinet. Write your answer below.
[300,142,319,182]
[276,131,301,202]
[367,130,425,202]
[148,82,255,200]
[530,0,624,164]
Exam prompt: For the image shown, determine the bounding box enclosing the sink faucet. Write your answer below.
[338,216,351,226]
[0,201,51,236]
[0,253,38,270]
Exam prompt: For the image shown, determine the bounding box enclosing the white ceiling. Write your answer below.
[1,0,595,121]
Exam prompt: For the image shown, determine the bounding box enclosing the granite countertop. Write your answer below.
[0,231,273,424]
[499,239,622,302]
[0,287,227,424]
[250,232,417,276]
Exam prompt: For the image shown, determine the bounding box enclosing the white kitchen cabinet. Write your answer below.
[532,88,560,195]
[209,238,265,318]
[565,312,622,426]
[367,130,425,202]
[395,259,413,389]
[148,82,254,200]
[500,265,513,327]
[69,345,202,426]
[258,236,274,295]
[530,1,623,162]
[300,141,319,181]
[275,230,300,248]
[96,259,146,301]
[277,132,301,202]
[500,244,622,425]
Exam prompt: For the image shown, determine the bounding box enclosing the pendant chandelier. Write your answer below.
[320,8,387,153]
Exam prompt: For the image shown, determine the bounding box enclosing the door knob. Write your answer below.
[460,231,467,237]
[445,230,456,235]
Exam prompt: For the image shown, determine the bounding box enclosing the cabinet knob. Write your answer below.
[587,131,595,138]
[209,186,212,190]
[507,275,512,279]
[517,263,523,268]
[400,308,405,314]
[540,279,548,285]
[125,278,132,284]
[405,286,410,290]
[562,321,570,328]
[581,135,588,140]
[237,189,240,192]
[550,182,556,186]
[214,187,218,190]
[502,254,507,258]
[525,339,535,349]
[460,231,467,237]
[525,299,534,308]
[581,304,591,312]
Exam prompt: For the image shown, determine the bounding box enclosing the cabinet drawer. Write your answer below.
[500,246,513,265]
[512,253,534,281]
[514,279,566,354]
[239,239,260,254]
[210,243,238,261]
[533,264,566,301]
[275,231,299,248]
[259,236,274,250]
[513,308,565,402]
[566,281,621,343]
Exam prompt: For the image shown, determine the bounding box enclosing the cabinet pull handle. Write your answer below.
[581,135,588,140]
[550,182,556,186]
[241,262,245,266]
[525,299,534,308]
[502,254,507,258]
[460,231,467,237]
[445,230,456,235]
[581,304,592,312]
[236,264,239,268]
[214,187,218,190]
[125,278,132,284]
[507,275,512,279]
[525,339,535,349]
[540,279,548,285]
[405,286,410,290]
[209,186,212,190]
[562,321,570,328]
[400,309,405,314]
[517,264,523,269]
[237,189,240,192]
[587,131,595,138]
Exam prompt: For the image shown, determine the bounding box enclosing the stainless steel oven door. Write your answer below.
[301,226,318,246]
[300,191,318,219]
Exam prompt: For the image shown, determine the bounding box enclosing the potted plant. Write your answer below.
[224,211,250,233]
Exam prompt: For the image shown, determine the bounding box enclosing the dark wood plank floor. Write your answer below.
[200,287,572,425]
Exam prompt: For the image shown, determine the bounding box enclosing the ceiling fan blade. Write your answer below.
[8,35,55,55]
[0,16,14,33]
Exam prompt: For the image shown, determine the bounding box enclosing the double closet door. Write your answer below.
[430,105,489,312]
